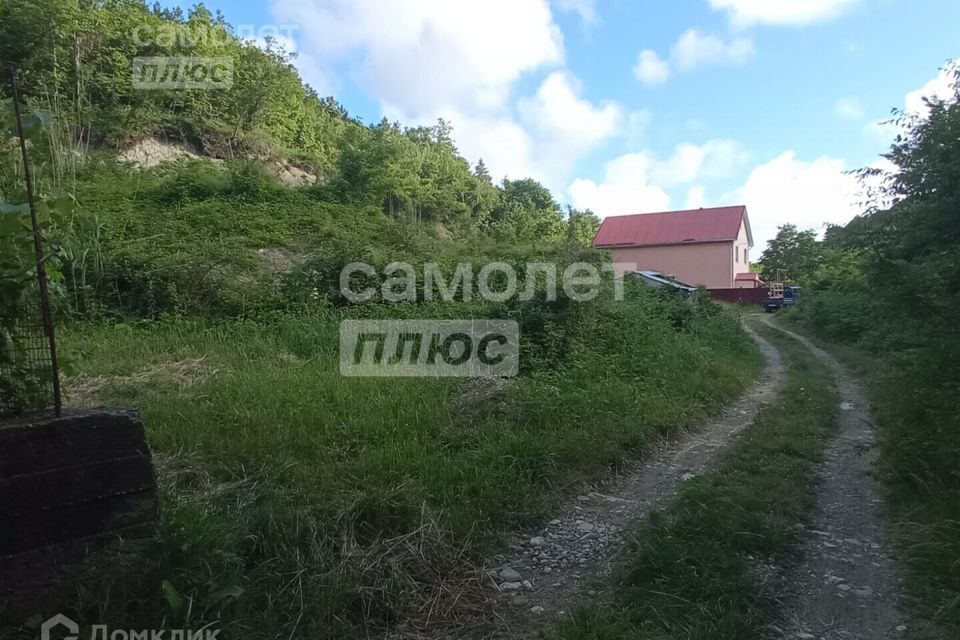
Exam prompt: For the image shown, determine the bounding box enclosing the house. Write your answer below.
[735,272,765,289]
[592,205,754,289]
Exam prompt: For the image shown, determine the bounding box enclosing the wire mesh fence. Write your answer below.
[0,68,62,420]
[0,286,59,419]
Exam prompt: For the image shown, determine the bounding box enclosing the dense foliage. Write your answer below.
[0,99,75,416]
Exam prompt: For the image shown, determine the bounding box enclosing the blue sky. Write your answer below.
[167,0,959,250]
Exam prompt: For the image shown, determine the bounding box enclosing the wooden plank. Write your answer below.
[0,411,149,477]
[0,490,158,555]
[0,455,156,515]
[0,525,157,598]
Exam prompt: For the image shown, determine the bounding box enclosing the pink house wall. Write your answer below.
[733,220,750,273]
[608,241,735,289]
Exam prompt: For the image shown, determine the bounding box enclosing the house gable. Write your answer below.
[593,205,748,248]
[740,208,754,248]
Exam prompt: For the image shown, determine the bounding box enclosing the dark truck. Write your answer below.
[762,285,801,312]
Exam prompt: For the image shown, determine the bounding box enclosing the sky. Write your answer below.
[167,0,959,251]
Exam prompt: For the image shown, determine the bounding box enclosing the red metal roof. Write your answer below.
[735,272,761,281]
[593,205,748,248]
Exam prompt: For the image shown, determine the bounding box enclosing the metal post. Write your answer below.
[8,67,62,417]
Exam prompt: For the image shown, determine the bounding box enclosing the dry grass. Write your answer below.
[338,510,495,637]
[152,451,495,637]
[64,357,216,408]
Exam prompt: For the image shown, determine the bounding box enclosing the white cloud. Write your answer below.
[634,29,754,86]
[670,28,755,71]
[650,139,748,187]
[417,72,621,191]
[252,33,339,94]
[569,154,671,217]
[708,0,859,27]
[287,51,334,96]
[834,97,864,120]
[574,147,870,251]
[518,72,622,149]
[568,139,747,217]
[516,72,623,185]
[862,118,898,144]
[272,0,627,191]
[725,151,862,251]
[272,0,564,114]
[904,65,957,116]
[685,185,707,209]
[634,50,670,85]
[432,111,541,184]
[626,109,653,147]
[864,62,957,146]
[553,0,599,26]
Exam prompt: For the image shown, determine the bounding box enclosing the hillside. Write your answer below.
[1,0,601,283]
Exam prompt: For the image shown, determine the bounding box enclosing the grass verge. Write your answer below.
[545,319,838,640]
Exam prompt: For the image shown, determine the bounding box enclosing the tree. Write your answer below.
[566,207,600,245]
[490,178,565,242]
[841,63,960,338]
[496,178,558,218]
[473,159,492,184]
[757,224,821,283]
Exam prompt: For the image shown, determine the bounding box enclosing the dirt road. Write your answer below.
[394,318,922,640]
[760,318,912,640]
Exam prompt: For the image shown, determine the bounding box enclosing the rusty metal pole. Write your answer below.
[8,67,62,417]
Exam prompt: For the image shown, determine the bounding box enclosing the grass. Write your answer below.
[544,319,839,640]
[0,289,761,639]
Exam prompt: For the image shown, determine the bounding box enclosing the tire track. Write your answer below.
[759,318,916,640]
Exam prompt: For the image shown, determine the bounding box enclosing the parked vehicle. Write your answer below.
[762,284,801,312]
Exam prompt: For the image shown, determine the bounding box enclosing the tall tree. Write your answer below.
[758,224,821,283]
[490,178,565,242]
[473,159,492,184]
[566,206,601,245]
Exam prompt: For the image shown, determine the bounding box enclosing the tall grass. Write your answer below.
[6,285,762,639]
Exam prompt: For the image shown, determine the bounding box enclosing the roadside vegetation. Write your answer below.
[760,65,960,634]
[35,286,758,638]
[0,2,764,637]
[546,321,838,640]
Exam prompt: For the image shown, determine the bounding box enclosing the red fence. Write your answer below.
[709,287,768,305]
